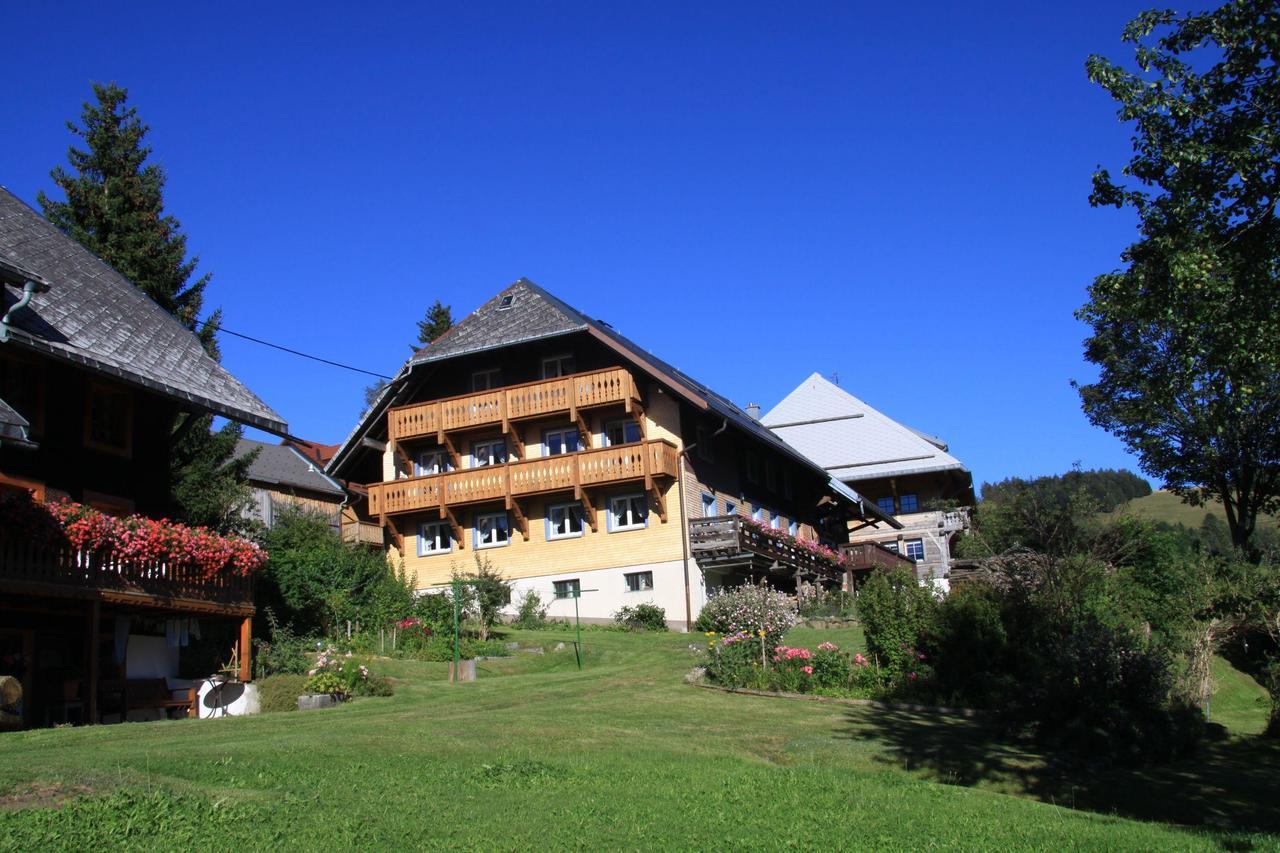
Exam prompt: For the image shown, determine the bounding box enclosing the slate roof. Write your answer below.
[762,373,968,482]
[0,395,34,447]
[235,438,346,498]
[329,279,895,526]
[0,188,287,435]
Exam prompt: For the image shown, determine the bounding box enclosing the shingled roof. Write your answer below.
[0,395,34,448]
[235,439,346,498]
[330,279,895,526]
[762,373,969,482]
[0,188,286,435]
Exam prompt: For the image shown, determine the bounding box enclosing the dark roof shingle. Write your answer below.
[236,439,345,497]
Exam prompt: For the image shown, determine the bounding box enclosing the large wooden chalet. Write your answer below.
[0,187,287,727]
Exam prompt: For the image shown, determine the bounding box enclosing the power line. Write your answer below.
[219,327,393,379]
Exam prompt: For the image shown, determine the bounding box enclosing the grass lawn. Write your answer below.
[1115,489,1279,533]
[1,629,1278,850]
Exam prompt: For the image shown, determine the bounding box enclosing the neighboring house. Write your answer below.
[762,373,975,590]
[0,187,287,726]
[235,438,346,531]
[328,279,896,629]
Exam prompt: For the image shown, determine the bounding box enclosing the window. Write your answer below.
[496,293,516,310]
[418,520,452,556]
[789,520,798,537]
[701,492,716,517]
[875,496,896,516]
[899,494,919,513]
[547,502,585,540]
[625,571,654,592]
[905,539,925,562]
[541,354,575,379]
[772,514,784,531]
[604,419,642,446]
[696,424,714,462]
[883,540,900,553]
[415,448,450,476]
[472,439,508,467]
[543,427,581,456]
[85,383,132,455]
[553,578,581,599]
[472,368,502,391]
[752,505,763,522]
[475,512,510,548]
[746,452,760,484]
[608,493,648,532]
[765,460,778,492]
[724,500,737,516]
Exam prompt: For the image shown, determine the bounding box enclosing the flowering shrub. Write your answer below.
[704,631,767,689]
[694,583,798,647]
[740,517,847,568]
[306,647,390,697]
[0,492,266,578]
[703,636,884,698]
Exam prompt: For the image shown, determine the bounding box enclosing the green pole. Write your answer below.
[574,591,582,670]
[452,577,461,681]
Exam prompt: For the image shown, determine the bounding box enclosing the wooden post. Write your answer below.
[239,617,252,682]
[85,600,100,724]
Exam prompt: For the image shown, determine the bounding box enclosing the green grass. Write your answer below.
[1116,489,1279,532]
[1,629,1278,850]
[1210,655,1272,736]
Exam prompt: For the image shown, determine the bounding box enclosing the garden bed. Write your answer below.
[685,669,985,718]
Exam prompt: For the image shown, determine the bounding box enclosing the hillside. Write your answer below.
[1115,490,1279,533]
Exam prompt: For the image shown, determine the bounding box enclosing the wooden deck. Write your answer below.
[688,516,845,580]
[840,542,917,573]
[387,366,640,442]
[0,538,255,616]
[367,439,678,516]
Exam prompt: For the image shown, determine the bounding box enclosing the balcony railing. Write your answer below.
[387,366,641,442]
[0,538,255,613]
[840,542,916,573]
[342,520,384,546]
[688,515,845,579]
[367,439,678,516]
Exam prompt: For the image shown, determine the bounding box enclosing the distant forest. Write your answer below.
[979,468,1152,514]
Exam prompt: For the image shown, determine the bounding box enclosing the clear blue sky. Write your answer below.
[3,1,1161,488]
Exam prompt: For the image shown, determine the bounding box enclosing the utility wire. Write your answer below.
[218,327,393,379]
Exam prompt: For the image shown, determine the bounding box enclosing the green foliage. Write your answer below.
[399,636,511,662]
[512,589,550,629]
[453,554,512,641]
[253,610,315,677]
[797,586,857,620]
[305,672,346,696]
[255,674,308,713]
[858,569,938,679]
[258,505,414,637]
[613,603,668,631]
[415,299,454,347]
[170,419,257,534]
[1077,0,1280,557]
[924,583,1012,707]
[693,583,798,647]
[965,471,1114,557]
[981,468,1150,516]
[412,592,456,634]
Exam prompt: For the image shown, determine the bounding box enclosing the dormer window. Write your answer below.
[496,293,516,310]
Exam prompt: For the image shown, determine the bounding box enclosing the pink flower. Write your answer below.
[853,654,868,666]
[802,666,813,675]
[817,642,838,652]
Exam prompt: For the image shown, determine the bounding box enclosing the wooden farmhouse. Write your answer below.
[234,438,347,532]
[762,373,976,590]
[328,279,900,629]
[0,187,287,727]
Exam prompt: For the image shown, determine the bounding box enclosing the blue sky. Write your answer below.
[3,1,1161,488]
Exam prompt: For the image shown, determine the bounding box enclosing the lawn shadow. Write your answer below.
[837,706,1280,839]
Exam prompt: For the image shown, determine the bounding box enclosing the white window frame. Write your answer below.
[771,513,784,531]
[905,538,925,562]
[543,426,581,457]
[724,500,737,517]
[701,492,717,517]
[609,493,648,532]
[547,502,585,540]
[541,354,575,379]
[417,520,452,556]
[624,571,654,593]
[471,368,501,391]
[553,578,581,599]
[883,540,900,553]
[475,511,510,549]
[415,447,450,477]
[603,418,642,447]
[472,438,507,468]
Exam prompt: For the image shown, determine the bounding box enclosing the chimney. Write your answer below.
[746,403,761,420]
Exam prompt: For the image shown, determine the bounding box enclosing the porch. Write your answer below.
[688,515,847,588]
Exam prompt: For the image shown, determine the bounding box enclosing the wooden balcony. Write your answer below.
[0,538,255,616]
[388,366,641,443]
[689,516,845,580]
[840,542,916,573]
[342,520,384,546]
[367,439,678,517]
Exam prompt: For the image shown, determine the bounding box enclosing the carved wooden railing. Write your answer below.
[840,542,916,572]
[387,366,640,442]
[0,537,255,607]
[342,520,384,546]
[688,516,845,577]
[367,439,678,516]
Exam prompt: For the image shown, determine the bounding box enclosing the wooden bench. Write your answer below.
[100,679,196,720]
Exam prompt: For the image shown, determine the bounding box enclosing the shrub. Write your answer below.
[453,554,512,641]
[797,585,857,620]
[512,590,550,629]
[304,647,390,698]
[412,591,456,634]
[704,631,766,689]
[613,603,668,631]
[858,569,938,679]
[695,583,797,647]
[253,610,314,677]
[256,674,308,713]
[406,637,512,662]
[922,583,1012,706]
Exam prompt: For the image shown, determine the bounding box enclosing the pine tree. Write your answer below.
[415,300,453,348]
[40,82,252,532]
